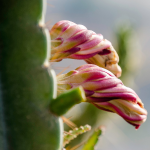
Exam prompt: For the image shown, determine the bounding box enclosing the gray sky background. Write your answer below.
[46,0,150,149]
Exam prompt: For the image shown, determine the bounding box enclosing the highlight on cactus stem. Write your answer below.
[57,64,147,129]
[50,20,121,77]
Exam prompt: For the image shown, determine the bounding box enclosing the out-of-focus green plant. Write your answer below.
[64,104,104,149]
[64,125,104,150]
[82,126,104,150]
[114,21,141,86]
[63,125,91,147]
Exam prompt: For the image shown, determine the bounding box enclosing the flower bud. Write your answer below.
[57,64,147,129]
[50,20,121,77]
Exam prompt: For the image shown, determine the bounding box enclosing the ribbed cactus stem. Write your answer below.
[0,0,63,149]
[63,125,91,147]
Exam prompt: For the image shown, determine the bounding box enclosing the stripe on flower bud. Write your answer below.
[93,99,147,129]
[57,64,147,129]
[98,49,111,55]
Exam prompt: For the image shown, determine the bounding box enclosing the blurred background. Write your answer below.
[46,0,150,149]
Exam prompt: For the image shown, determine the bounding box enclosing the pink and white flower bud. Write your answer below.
[57,64,147,129]
[50,20,121,77]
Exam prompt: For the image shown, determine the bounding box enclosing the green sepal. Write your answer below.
[50,86,86,116]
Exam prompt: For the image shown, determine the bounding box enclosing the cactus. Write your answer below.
[0,0,86,149]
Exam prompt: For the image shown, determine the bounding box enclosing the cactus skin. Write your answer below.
[0,0,63,150]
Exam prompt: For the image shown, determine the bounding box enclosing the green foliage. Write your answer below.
[114,22,140,84]
[63,125,91,147]
[65,104,104,149]
[115,23,133,76]
[82,126,104,150]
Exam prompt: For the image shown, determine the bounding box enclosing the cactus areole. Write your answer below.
[0,0,63,150]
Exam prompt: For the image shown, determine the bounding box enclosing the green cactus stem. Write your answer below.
[0,0,63,149]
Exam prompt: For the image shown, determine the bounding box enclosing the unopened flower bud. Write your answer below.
[50,20,121,77]
[57,64,147,129]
